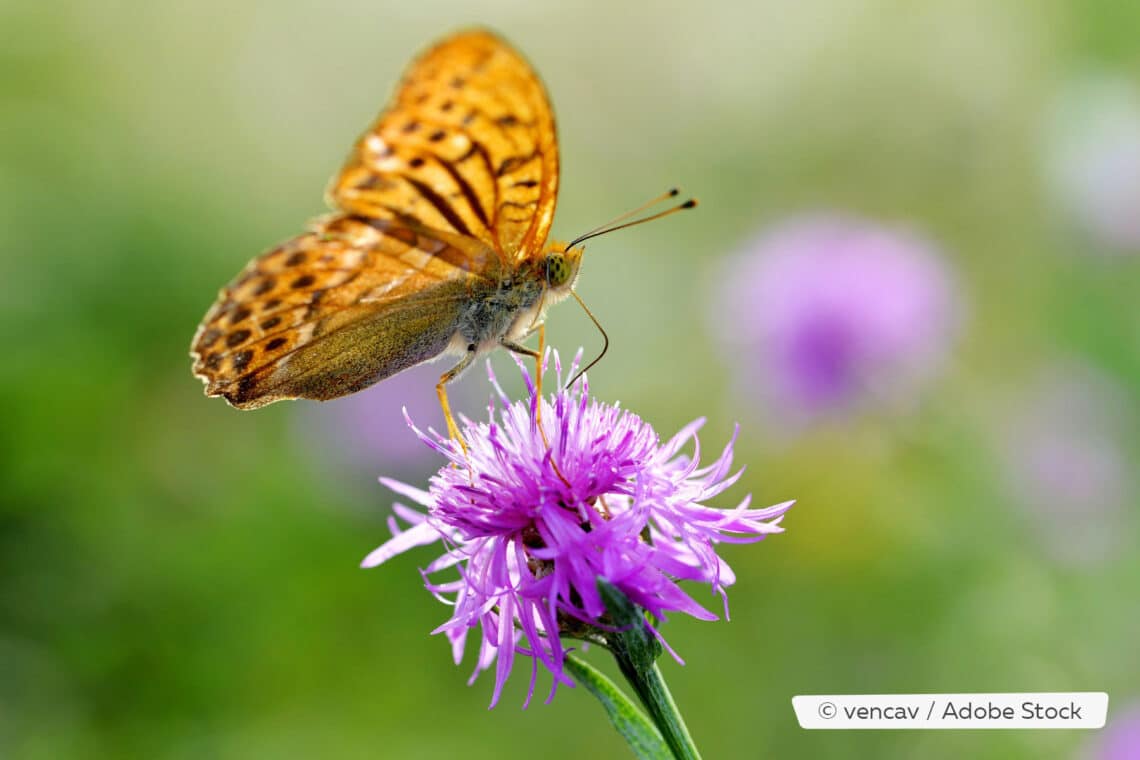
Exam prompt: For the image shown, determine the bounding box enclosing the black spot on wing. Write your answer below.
[496,149,538,177]
[226,329,251,347]
[232,350,253,372]
[199,328,222,349]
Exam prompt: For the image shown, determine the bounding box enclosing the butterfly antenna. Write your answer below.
[566,190,697,250]
[570,188,679,240]
[567,289,609,387]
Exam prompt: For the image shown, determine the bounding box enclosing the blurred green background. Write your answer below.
[3,1,1139,758]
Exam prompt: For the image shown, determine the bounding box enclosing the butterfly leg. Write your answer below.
[437,345,477,453]
[501,326,572,487]
[500,322,546,435]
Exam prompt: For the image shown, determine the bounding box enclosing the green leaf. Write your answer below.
[564,653,672,760]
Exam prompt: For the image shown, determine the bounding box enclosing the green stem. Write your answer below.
[593,578,703,760]
[611,653,703,760]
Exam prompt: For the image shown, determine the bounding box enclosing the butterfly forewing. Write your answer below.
[329,29,559,263]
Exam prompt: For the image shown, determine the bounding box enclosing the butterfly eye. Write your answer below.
[545,253,572,287]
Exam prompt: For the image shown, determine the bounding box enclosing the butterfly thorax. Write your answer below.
[456,242,582,353]
[456,269,545,351]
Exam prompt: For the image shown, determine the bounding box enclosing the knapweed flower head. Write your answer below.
[362,351,793,707]
[712,214,962,423]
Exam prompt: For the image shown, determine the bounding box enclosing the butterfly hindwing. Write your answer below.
[191,215,491,408]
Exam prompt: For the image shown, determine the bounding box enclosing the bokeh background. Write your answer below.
[3,1,1138,758]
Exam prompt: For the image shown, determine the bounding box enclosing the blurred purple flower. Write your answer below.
[1082,701,1140,760]
[713,215,962,422]
[1044,73,1140,252]
[362,352,793,707]
[999,363,1135,565]
[295,362,471,477]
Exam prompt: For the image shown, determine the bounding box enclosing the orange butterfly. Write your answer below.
[190,29,692,440]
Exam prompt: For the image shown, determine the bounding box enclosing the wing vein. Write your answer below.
[401,176,475,238]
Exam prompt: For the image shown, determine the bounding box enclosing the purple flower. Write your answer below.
[1044,73,1140,253]
[362,352,793,707]
[1082,701,1140,760]
[712,214,962,422]
[997,362,1135,565]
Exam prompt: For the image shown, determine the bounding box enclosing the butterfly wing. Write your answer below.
[329,29,559,264]
[193,30,559,409]
[191,215,491,408]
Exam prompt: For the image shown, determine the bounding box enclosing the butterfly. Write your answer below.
[190,29,692,440]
